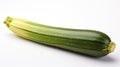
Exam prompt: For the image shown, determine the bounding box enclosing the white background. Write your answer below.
[0,0,120,67]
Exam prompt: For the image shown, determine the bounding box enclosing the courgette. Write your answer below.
[4,17,115,57]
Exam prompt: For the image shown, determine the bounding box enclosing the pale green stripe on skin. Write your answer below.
[9,18,110,45]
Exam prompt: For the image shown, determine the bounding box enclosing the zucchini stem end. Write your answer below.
[108,42,116,53]
[4,16,12,27]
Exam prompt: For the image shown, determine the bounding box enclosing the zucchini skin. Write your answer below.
[4,17,115,57]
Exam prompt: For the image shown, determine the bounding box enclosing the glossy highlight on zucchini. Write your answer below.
[4,17,116,57]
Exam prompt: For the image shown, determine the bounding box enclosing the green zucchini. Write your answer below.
[4,17,115,57]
